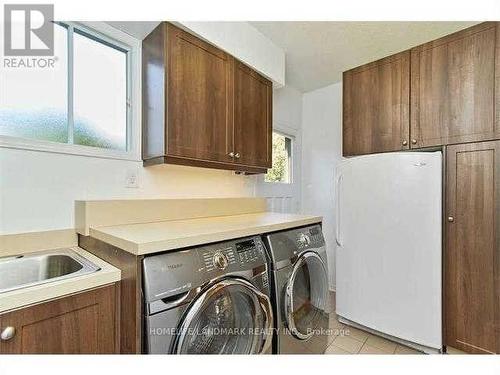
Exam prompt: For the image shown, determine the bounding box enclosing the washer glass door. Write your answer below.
[173,278,272,354]
[285,251,328,340]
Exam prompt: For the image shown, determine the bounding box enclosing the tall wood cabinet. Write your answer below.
[0,285,119,354]
[343,51,410,156]
[142,22,272,173]
[445,141,500,354]
[411,22,500,148]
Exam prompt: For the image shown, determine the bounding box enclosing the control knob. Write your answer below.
[298,233,311,247]
[213,252,229,270]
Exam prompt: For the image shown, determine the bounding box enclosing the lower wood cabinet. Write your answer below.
[0,284,119,354]
[445,140,500,354]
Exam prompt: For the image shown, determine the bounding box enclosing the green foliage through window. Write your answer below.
[265,132,292,183]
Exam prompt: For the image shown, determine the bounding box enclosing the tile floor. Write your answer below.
[324,292,466,355]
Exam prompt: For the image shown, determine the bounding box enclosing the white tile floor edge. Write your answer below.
[325,312,421,355]
[324,292,467,355]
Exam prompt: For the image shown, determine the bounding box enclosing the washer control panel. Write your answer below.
[213,252,229,270]
[198,237,266,273]
[200,246,236,272]
[236,238,264,265]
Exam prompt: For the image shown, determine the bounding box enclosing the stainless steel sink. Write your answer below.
[0,249,101,294]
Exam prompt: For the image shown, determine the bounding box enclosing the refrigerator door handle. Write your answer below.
[335,173,343,247]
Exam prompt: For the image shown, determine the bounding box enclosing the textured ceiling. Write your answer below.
[108,21,480,93]
[250,21,479,92]
[106,21,160,39]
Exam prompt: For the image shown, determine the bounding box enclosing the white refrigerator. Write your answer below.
[335,152,442,353]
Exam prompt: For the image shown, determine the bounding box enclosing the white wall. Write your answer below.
[301,82,343,290]
[273,85,302,132]
[0,85,305,235]
[0,148,256,234]
[255,85,303,213]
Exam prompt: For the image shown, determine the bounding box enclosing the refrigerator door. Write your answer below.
[335,152,442,350]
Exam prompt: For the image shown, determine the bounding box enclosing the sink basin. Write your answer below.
[0,249,101,294]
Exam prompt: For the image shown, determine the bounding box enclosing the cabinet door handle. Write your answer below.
[234,153,241,159]
[0,326,16,341]
[447,216,454,223]
[228,152,235,158]
[411,139,417,145]
[402,140,408,146]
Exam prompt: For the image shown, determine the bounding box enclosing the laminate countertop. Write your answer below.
[89,212,323,255]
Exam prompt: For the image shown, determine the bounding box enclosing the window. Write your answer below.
[265,132,292,183]
[0,22,130,152]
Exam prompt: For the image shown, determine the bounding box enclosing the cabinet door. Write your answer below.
[166,23,233,164]
[342,51,410,156]
[0,285,118,354]
[233,60,272,169]
[445,141,500,354]
[411,23,499,148]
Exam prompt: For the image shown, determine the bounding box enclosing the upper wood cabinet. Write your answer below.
[0,285,118,354]
[445,141,500,354]
[233,61,272,169]
[166,23,233,164]
[343,51,410,156]
[142,22,272,173]
[342,22,500,156]
[411,22,500,148]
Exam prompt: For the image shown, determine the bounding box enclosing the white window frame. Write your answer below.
[0,21,141,161]
[264,125,296,185]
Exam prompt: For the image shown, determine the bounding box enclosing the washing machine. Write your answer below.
[143,236,273,354]
[263,224,330,354]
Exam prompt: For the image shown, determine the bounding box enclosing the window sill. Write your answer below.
[263,180,292,185]
[0,135,141,162]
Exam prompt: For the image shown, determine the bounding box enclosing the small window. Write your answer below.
[0,23,130,151]
[265,132,292,184]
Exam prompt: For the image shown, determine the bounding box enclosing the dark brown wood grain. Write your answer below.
[411,22,499,149]
[79,235,143,354]
[445,140,500,354]
[166,23,233,163]
[142,22,272,174]
[143,154,268,174]
[233,60,273,169]
[0,284,118,354]
[142,23,166,160]
[342,51,410,156]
